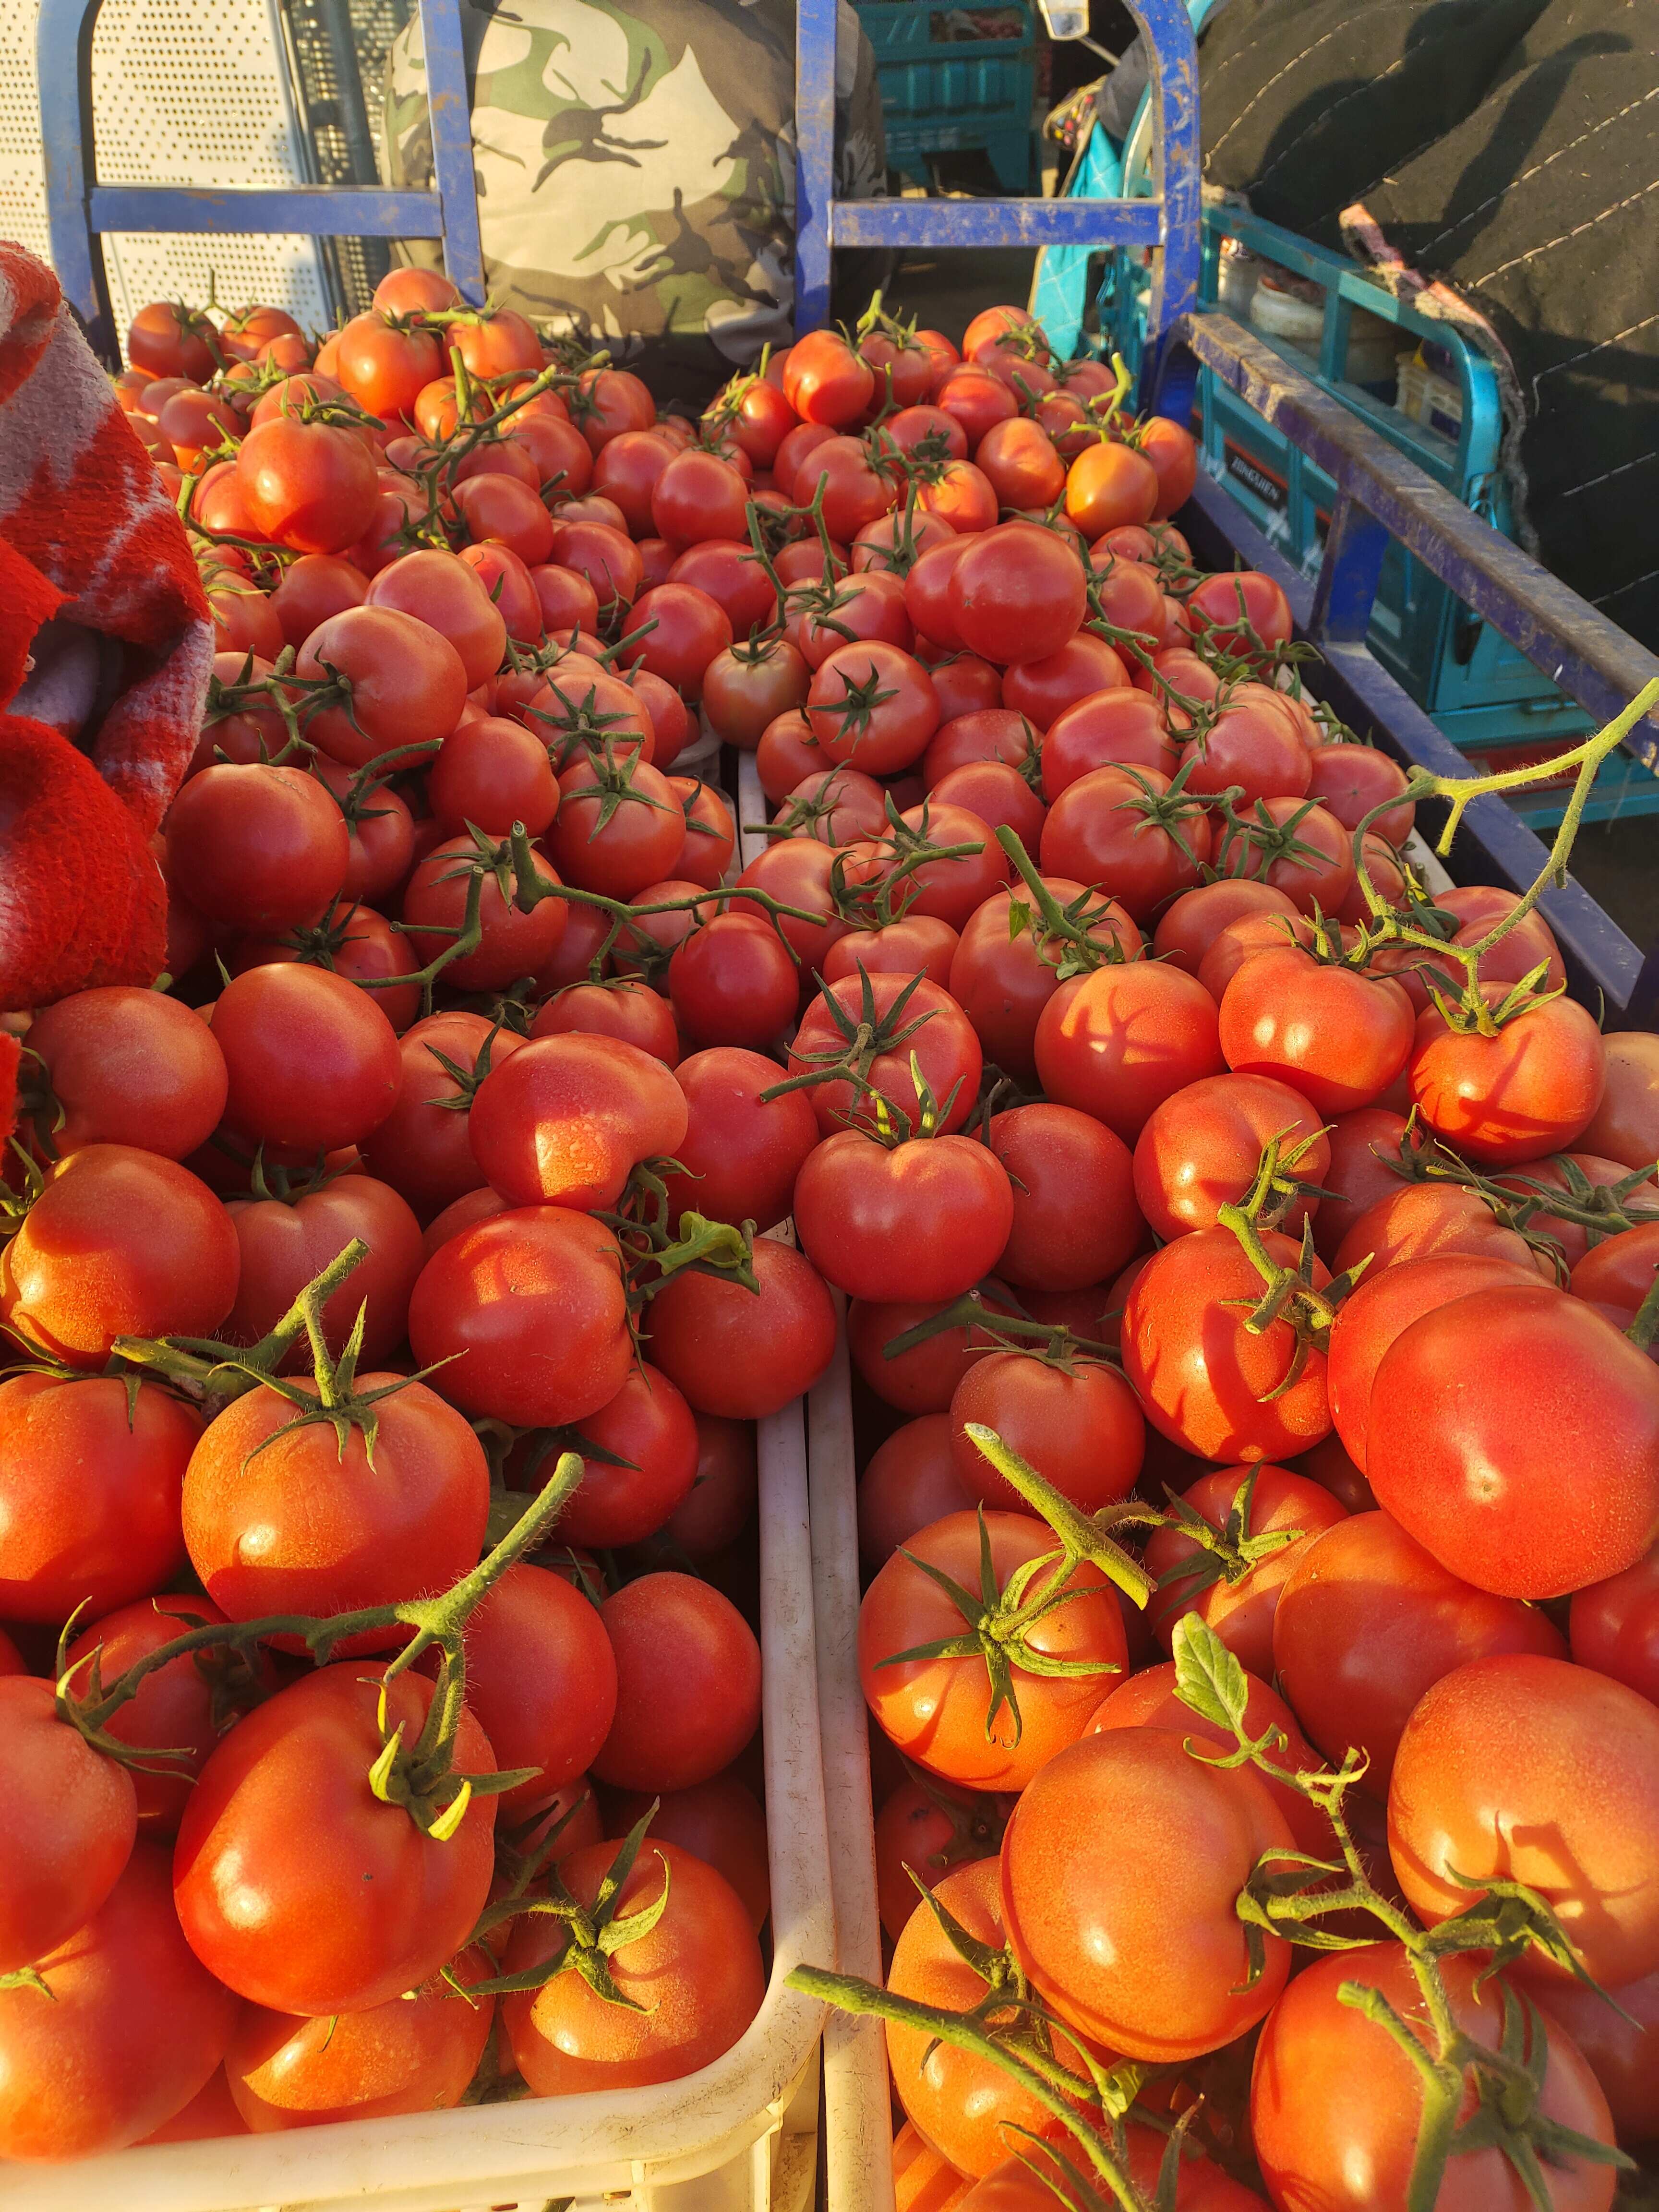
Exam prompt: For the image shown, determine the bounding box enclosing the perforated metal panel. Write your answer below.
[0,0,333,350]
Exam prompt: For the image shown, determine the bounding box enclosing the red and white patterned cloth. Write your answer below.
[0,239,211,1015]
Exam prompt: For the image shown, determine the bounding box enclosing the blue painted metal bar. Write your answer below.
[37,0,485,349]
[86,186,447,238]
[793,0,1199,365]
[1308,491,1391,646]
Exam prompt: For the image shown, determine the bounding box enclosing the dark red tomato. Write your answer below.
[922,706,1034,787]
[1039,762,1210,920]
[949,1350,1143,1514]
[671,539,780,640]
[1540,1969,1659,2155]
[592,1573,761,1791]
[1213,795,1355,914]
[886,1856,1095,2179]
[605,1772,770,1934]
[1001,1727,1292,2061]
[1034,960,1225,1143]
[1571,1544,1659,1707]
[0,1673,136,1973]
[1274,1510,1567,1789]
[644,1234,837,1419]
[1494,1154,1656,1273]
[904,537,970,651]
[407,1205,633,1425]
[424,712,558,838]
[502,1836,765,2092]
[166,762,349,935]
[731,836,848,972]
[668,913,799,1051]
[1064,440,1158,538]
[795,1131,1014,1302]
[469,1031,687,1211]
[794,571,914,668]
[1578,1030,1659,1170]
[859,1508,1126,1791]
[1253,1943,1617,2212]
[857,1413,973,1575]
[590,425,675,534]
[1390,1652,1659,1987]
[988,1101,1142,1290]
[228,901,422,1036]
[1332,1177,1552,1282]
[756,706,828,797]
[20,986,227,1160]
[297,604,469,769]
[775,763,889,844]
[882,403,969,465]
[1186,570,1294,662]
[851,505,957,575]
[0,1146,239,1368]
[235,415,378,554]
[1305,740,1416,841]
[530,560,601,639]
[926,761,1043,851]
[549,752,687,897]
[129,299,218,380]
[1292,1430,1377,1515]
[365,548,507,690]
[182,1368,488,1638]
[550,519,644,613]
[631,666,696,768]
[1123,1227,1334,1461]
[948,523,1086,668]
[212,962,400,1152]
[572,366,655,454]
[1042,688,1176,799]
[1150,881,1299,980]
[1182,689,1313,805]
[787,972,982,1137]
[225,1173,422,1367]
[1144,1464,1347,1675]
[793,434,896,542]
[974,417,1066,510]
[949,878,1141,1082]
[227,1950,494,2131]
[0,1844,238,2160]
[359,1011,524,1213]
[1325,1251,1543,1470]
[868,798,1010,931]
[1218,946,1415,1114]
[1408,986,1607,1166]
[531,979,681,1066]
[1089,1658,1332,1863]
[1308,1104,1411,1261]
[935,364,1019,449]
[267,552,369,651]
[1001,632,1130,733]
[174,1665,497,2013]
[617,582,733,699]
[542,1361,698,1554]
[666,774,737,890]
[773,420,836,499]
[1133,1071,1331,1241]
[527,659,655,766]
[658,1046,820,1233]
[651,1411,757,1561]
[1368,1286,1659,1598]
[784,330,876,427]
[847,1294,998,1414]
[875,1774,1006,1950]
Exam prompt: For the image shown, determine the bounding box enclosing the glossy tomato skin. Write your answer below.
[949,1351,1143,1514]
[1273,1511,1567,1789]
[1408,988,1607,1166]
[225,1176,424,1368]
[1151,880,1299,975]
[1310,1104,1411,1261]
[0,1674,137,1974]
[1251,1943,1616,2212]
[212,963,402,1152]
[949,881,1140,1083]
[1570,1543,1659,1707]
[1218,948,1415,1115]
[1123,1228,1333,1462]
[1332,1178,1549,1283]
[436,1563,617,1808]
[1537,1968,1659,2151]
[0,1844,238,2162]
[592,1574,761,1791]
[1145,1465,1347,1676]
[468,1032,688,1211]
[987,1102,1142,1290]
[1132,1072,1331,1242]
[531,979,681,1068]
[948,523,1086,668]
[361,1012,525,1214]
[808,641,939,775]
[550,1359,699,1550]
[0,1146,239,1368]
[182,1372,490,1644]
[644,1234,837,1419]
[407,1205,632,1425]
[20,988,228,1160]
[1000,1727,1293,2062]
[657,1046,820,1233]
[503,1838,765,2092]
[858,1415,973,1575]
[848,1296,996,1416]
[0,1372,196,1623]
[788,972,983,1138]
[794,1132,1014,1304]
[1366,1285,1659,1598]
[1580,1031,1659,1169]
[858,1509,1126,1791]
[166,763,349,936]
[1388,1652,1659,1987]
[669,914,800,1051]
[174,1665,497,2014]
[401,832,568,990]
[1035,962,1226,1145]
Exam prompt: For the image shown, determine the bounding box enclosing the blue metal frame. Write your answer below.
[1152,310,1659,1022]
[38,0,485,360]
[792,0,1201,355]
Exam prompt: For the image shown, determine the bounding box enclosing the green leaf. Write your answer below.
[1170,1612,1253,1738]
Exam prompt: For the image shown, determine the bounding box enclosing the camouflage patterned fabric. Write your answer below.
[383,0,887,403]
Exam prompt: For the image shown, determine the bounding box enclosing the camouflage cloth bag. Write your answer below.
[384,0,887,404]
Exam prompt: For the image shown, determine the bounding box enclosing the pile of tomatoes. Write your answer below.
[2,271,1656,2203]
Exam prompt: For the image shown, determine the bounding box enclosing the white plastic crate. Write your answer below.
[0,0,333,348]
[0,1396,832,2212]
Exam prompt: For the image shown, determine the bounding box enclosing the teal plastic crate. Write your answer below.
[852,1,1035,192]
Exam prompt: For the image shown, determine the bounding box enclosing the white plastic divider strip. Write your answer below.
[0,1400,832,2212]
[1404,825,1455,896]
[807,1318,898,2212]
[736,746,770,872]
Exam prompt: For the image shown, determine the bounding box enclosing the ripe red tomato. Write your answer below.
[1536,1968,1659,2153]
[15,988,225,1161]
[1305,739,1416,840]
[658,1046,820,1232]
[531,978,681,1066]
[1332,1177,1551,1282]
[1571,1543,1659,1707]
[669,913,800,1050]
[267,553,368,650]
[223,1174,423,1366]
[0,1673,136,1973]
[212,962,401,1152]
[1186,570,1294,662]
[1367,1284,1659,1596]
[1579,1030,1659,1169]
[359,1011,524,1213]
[857,1413,973,1575]
[644,1233,837,1418]
[547,1359,699,1551]
[297,604,469,768]
[1408,987,1607,1165]
[793,435,896,541]
[1065,440,1159,537]
[1001,631,1130,732]
[1043,687,1177,797]
[1133,1071,1331,1241]
[808,641,940,774]
[1,1146,239,1367]
[1252,1944,1616,2212]
[174,1665,497,2013]
[400,830,569,990]
[867,798,1012,931]
[1389,1652,1659,1986]
[406,1204,633,1424]
[949,878,1140,1082]
[1144,1464,1348,1675]
[1034,962,1226,1143]
[949,1350,1143,1513]
[948,523,1087,667]
[1218,946,1415,1114]
[235,414,378,554]
[847,1293,1000,1414]
[795,1131,1014,1302]
[987,1101,1142,1290]
[332,311,444,424]
[922,706,1034,787]
[1123,1227,1333,1461]
[859,1508,1126,1791]
[1308,1103,1411,1261]
[1000,1727,1292,2060]
[1183,689,1312,804]
[548,752,687,898]
[129,299,218,380]
[435,1561,618,1805]
[469,1031,687,1210]
[593,1573,761,1790]
[1039,762,1210,919]
[166,762,349,935]
[787,971,983,1137]
[1273,1509,1567,1787]
[785,329,877,426]
[502,1837,765,2091]
[0,1844,238,2160]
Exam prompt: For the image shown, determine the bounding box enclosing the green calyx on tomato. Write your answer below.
[1214,1135,1370,1372]
[465,1801,672,2008]
[1152,1466,1310,1606]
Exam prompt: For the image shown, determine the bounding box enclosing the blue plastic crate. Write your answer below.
[852,1,1036,191]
